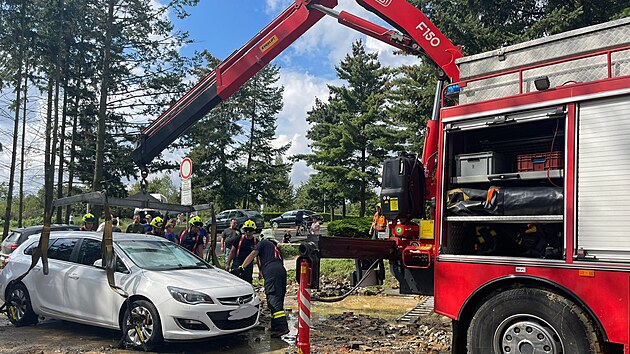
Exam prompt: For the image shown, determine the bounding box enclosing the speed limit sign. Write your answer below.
[180,157,193,180]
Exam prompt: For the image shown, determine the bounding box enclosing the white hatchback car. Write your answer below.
[0,231,259,349]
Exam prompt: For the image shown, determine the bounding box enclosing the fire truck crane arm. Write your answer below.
[132,0,338,167]
[132,0,462,168]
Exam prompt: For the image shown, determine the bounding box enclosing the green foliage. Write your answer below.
[278,244,300,258]
[327,217,372,238]
[319,259,356,280]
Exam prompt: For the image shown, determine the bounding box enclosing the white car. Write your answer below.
[0,231,259,349]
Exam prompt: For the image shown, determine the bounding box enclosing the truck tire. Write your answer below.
[467,287,603,354]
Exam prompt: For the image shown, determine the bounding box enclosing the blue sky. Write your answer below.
[169,0,418,185]
[0,0,420,194]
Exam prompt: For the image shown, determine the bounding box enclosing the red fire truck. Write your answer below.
[130,1,630,353]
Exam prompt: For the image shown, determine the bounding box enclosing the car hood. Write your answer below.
[141,267,251,292]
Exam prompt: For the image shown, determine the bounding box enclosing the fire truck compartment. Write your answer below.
[443,107,566,260]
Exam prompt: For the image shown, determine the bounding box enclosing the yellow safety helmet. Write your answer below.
[82,213,95,223]
[376,202,381,208]
[189,215,203,227]
[150,216,164,228]
[243,219,256,231]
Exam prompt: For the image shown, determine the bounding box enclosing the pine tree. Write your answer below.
[235,64,289,209]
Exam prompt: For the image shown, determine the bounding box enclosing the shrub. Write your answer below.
[327,217,372,238]
[278,244,300,258]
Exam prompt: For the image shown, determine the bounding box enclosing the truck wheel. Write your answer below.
[6,282,38,327]
[123,299,163,351]
[467,288,603,354]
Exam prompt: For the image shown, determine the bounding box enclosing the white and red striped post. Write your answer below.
[297,259,312,354]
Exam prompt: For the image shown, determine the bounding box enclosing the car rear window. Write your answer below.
[4,232,21,243]
[245,211,262,218]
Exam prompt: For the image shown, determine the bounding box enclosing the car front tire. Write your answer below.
[467,288,603,354]
[271,222,279,229]
[123,299,163,350]
[6,282,38,327]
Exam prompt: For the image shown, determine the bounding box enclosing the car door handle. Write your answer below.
[68,273,79,280]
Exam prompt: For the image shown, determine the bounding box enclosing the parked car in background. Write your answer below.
[0,224,79,265]
[206,209,264,232]
[0,232,260,349]
[270,210,321,228]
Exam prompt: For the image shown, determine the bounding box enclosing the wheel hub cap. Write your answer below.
[127,305,154,345]
[500,320,559,354]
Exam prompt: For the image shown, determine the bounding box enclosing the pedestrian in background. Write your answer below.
[310,217,321,235]
[369,203,387,239]
[112,218,122,232]
[294,210,304,235]
[164,223,177,243]
[221,218,241,261]
[232,228,289,337]
[126,214,145,234]
[144,214,153,234]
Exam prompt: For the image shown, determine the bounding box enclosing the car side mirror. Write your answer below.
[93,259,103,267]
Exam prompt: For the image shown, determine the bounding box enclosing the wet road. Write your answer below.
[0,312,299,353]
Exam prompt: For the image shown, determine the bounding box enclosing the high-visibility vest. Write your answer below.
[372,213,387,231]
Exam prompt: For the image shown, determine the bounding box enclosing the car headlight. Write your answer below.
[168,286,214,305]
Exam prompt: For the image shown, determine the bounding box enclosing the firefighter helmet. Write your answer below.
[243,219,256,232]
[260,228,274,240]
[150,216,164,228]
[82,213,95,223]
[189,215,203,227]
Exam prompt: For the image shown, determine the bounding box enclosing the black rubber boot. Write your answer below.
[270,316,289,338]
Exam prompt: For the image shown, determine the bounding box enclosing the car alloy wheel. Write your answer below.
[272,222,279,229]
[7,283,38,326]
[124,300,162,349]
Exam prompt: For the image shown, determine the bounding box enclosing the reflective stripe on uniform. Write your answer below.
[272,310,286,319]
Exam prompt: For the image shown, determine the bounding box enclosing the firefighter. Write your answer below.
[80,213,96,231]
[225,219,258,284]
[369,203,387,239]
[149,216,164,237]
[179,216,204,257]
[232,228,289,338]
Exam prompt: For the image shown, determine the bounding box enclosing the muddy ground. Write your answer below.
[0,289,451,353]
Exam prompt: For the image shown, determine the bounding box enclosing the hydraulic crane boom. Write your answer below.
[132,0,462,168]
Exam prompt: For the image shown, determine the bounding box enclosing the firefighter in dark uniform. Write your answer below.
[179,216,204,257]
[225,219,258,284]
[232,228,289,337]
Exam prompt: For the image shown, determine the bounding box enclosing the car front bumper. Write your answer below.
[158,297,260,341]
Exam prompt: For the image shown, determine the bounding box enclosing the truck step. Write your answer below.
[397,297,434,324]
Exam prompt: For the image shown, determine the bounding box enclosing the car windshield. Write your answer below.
[116,239,210,271]
[245,211,261,218]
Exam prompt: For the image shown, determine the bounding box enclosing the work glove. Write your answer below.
[230,266,244,277]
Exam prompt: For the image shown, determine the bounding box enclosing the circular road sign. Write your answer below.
[180,157,193,180]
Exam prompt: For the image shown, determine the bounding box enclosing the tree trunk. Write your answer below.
[44,78,55,221]
[55,86,68,223]
[92,0,115,218]
[65,89,80,224]
[2,37,24,237]
[360,146,366,217]
[18,54,29,228]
